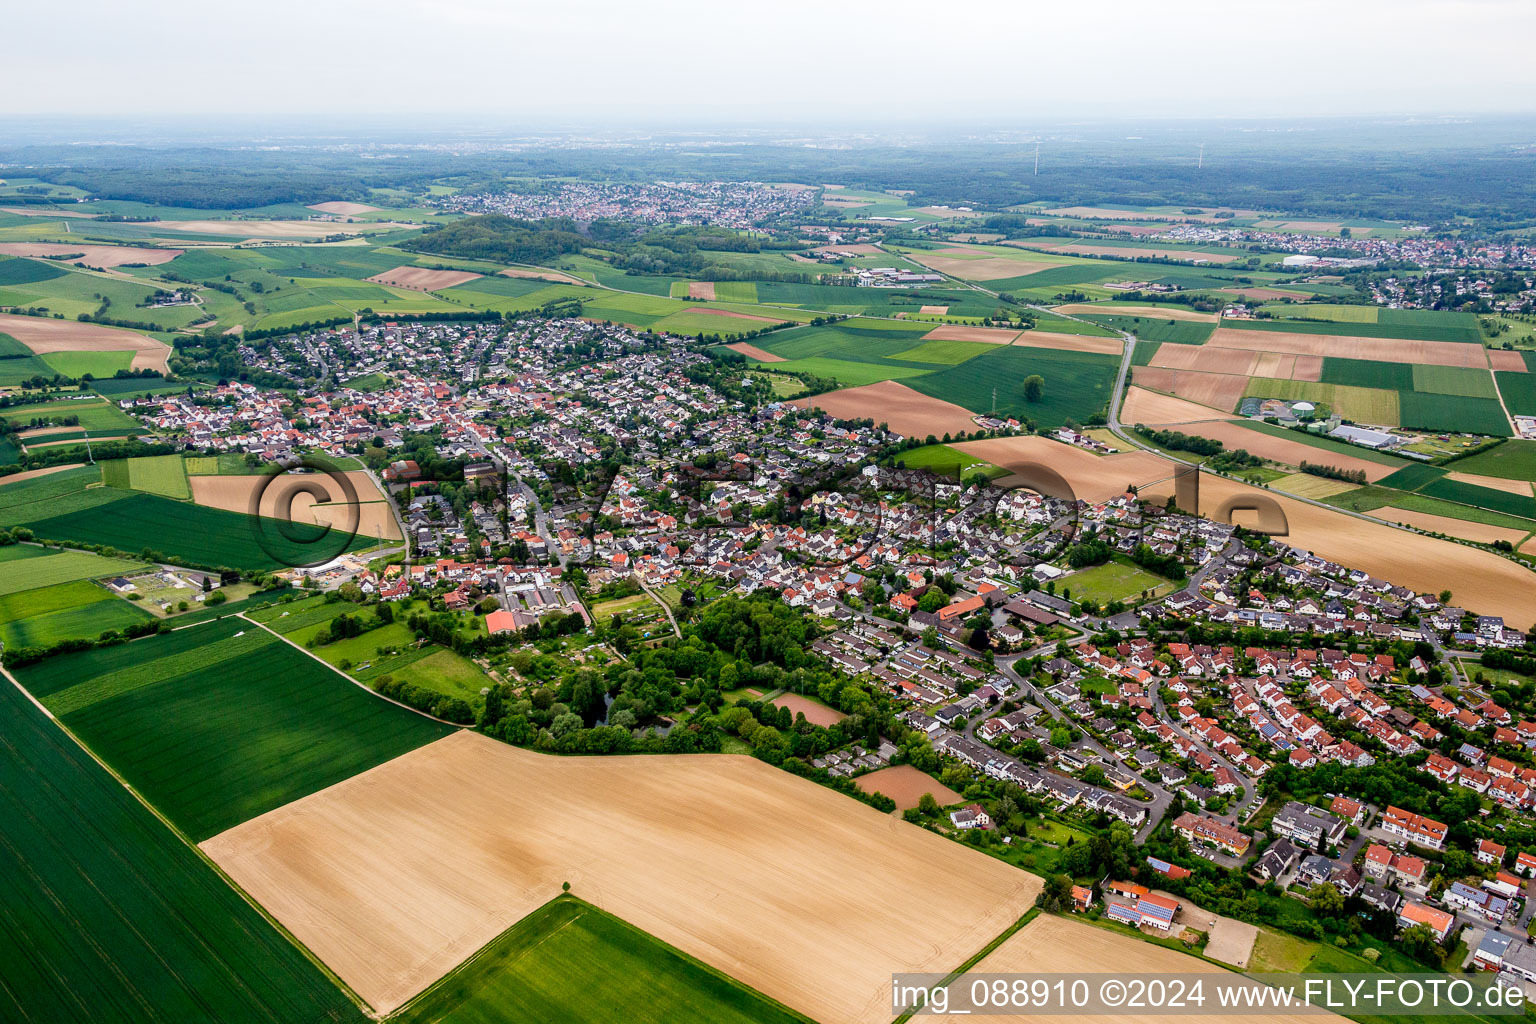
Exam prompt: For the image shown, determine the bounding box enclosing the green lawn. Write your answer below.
[888,443,1004,478]
[1062,560,1172,605]
[395,897,811,1024]
[906,345,1119,430]
[14,617,455,840]
[0,677,366,1024]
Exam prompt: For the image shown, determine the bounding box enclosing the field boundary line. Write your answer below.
[0,663,378,1019]
[891,906,1042,1024]
[237,612,471,728]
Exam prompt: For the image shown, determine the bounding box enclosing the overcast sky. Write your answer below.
[8,0,1535,122]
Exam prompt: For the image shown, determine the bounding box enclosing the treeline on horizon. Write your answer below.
[5,123,1536,226]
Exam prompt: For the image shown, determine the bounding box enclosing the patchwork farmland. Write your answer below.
[13,617,455,840]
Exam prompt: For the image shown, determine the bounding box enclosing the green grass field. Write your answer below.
[0,396,142,432]
[889,443,1004,478]
[395,897,811,1024]
[0,677,366,1024]
[1389,492,1536,531]
[0,578,155,648]
[38,349,136,379]
[760,357,934,386]
[888,339,993,364]
[1449,439,1536,480]
[1225,309,1483,344]
[1063,560,1172,605]
[15,617,455,839]
[1498,371,1536,418]
[0,544,146,597]
[1398,391,1510,436]
[905,345,1121,430]
[1318,357,1413,390]
[99,454,191,499]
[1411,364,1498,399]
[1082,314,1214,345]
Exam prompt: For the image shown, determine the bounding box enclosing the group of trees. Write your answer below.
[1300,461,1368,485]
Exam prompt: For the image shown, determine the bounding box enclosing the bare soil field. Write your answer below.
[188,471,401,541]
[1209,327,1490,368]
[202,731,1039,1022]
[1150,344,1258,376]
[1131,366,1248,413]
[766,692,846,727]
[0,463,84,487]
[932,914,1329,1024]
[498,267,589,286]
[921,324,1020,345]
[855,765,963,811]
[1053,303,1217,323]
[306,201,380,216]
[1204,916,1260,969]
[1120,386,1236,426]
[366,266,482,291]
[794,380,978,439]
[0,206,99,218]
[0,242,182,267]
[1490,349,1529,373]
[1377,507,1532,547]
[919,304,949,314]
[685,281,716,299]
[1013,331,1124,356]
[0,313,171,372]
[908,251,1067,281]
[725,341,783,362]
[954,436,1174,503]
[1175,421,1396,482]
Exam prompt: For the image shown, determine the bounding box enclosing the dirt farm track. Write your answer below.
[202,731,1040,1021]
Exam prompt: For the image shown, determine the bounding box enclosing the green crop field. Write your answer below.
[99,453,191,498]
[1411,364,1498,399]
[1389,492,1536,532]
[1257,303,1378,323]
[0,545,146,597]
[1082,314,1215,345]
[1377,464,1446,491]
[761,357,934,386]
[1318,357,1413,390]
[11,488,378,571]
[907,345,1119,430]
[396,897,810,1024]
[1227,308,1484,343]
[1398,392,1510,436]
[1131,340,1162,366]
[15,617,455,840]
[1450,440,1536,480]
[0,578,154,648]
[1418,477,1536,520]
[0,678,365,1024]
[888,339,993,364]
[1323,485,1401,512]
[1498,372,1536,418]
[0,255,70,285]
[38,349,136,379]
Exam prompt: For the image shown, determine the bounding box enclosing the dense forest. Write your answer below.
[5,116,1536,225]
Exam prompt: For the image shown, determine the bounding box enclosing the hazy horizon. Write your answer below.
[6,0,1535,122]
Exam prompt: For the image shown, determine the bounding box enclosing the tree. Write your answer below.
[1307,883,1345,917]
[1023,375,1045,402]
[1035,873,1074,911]
[917,792,941,816]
